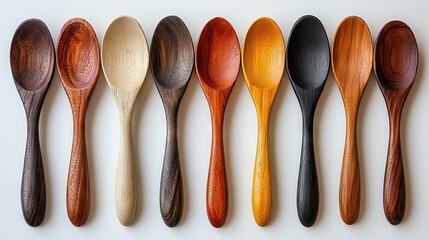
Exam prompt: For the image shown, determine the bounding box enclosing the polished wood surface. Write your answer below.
[196,17,240,228]
[150,15,194,227]
[374,20,418,225]
[101,16,148,226]
[286,15,330,227]
[331,16,373,225]
[242,17,284,227]
[10,19,55,227]
[57,18,100,227]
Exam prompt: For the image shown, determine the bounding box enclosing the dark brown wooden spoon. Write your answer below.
[150,15,194,227]
[286,15,330,227]
[57,18,100,227]
[374,20,418,225]
[10,19,55,227]
[196,17,240,228]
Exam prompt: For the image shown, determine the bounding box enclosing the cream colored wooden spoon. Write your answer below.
[242,17,285,226]
[101,16,149,226]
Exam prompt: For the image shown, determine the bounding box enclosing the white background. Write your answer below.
[1,0,428,239]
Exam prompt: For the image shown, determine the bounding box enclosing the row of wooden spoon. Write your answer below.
[10,15,418,228]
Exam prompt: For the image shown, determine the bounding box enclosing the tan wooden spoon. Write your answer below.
[57,18,100,227]
[331,16,373,225]
[242,17,285,227]
[101,16,148,226]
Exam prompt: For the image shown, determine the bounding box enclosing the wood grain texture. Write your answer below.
[286,15,330,227]
[242,17,284,227]
[101,16,148,226]
[150,15,194,227]
[57,18,100,227]
[331,16,373,225]
[374,20,418,225]
[196,17,240,228]
[10,19,55,227]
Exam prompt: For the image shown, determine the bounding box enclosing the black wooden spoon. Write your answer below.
[10,19,55,227]
[286,15,330,227]
[150,15,194,227]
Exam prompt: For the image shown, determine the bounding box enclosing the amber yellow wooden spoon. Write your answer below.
[242,17,285,226]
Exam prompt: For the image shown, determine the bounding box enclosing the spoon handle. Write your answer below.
[252,112,272,227]
[206,107,228,228]
[115,111,136,226]
[160,106,183,227]
[339,111,360,225]
[384,109,405,225]
[297,111,318,227]
[21,113,46,227]
[67,110,90,227]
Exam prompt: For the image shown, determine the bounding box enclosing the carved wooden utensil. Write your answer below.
[10,19,55,227]
[374,20,418,225]
[242,17,285,227]
[195,17,240,228]
[101,16,148,226]
[57,18,100,227]
[150,15,194,227]
[331,16,373,225]
[286,15,330,227]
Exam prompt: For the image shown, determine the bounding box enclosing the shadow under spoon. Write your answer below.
[10,19,55,227]
[150,15,194,227]
[286,15,330,227]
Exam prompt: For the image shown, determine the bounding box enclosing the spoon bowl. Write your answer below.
[10,18,55,227]
[331,16,373,225]
[150,15,194,227]
[374,20,418,225]
[242,17,285,227]
[57,18,100,227]
[286,15,330,227]
[101,16,148,226]
[196,17,240,228]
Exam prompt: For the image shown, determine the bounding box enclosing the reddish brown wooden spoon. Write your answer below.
[196,17,240,228]
[10,19,55,227]
[57,18,100,227]
[374,20,418,225]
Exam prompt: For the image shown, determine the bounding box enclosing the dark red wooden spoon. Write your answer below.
[10,19,55,227]
[374,20,418,225]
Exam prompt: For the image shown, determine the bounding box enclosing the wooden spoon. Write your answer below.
[57,18,100,227]
[101,16,148,226]
[331,16,373,225]
[242,17,285,227]
[10,19,55,227]
[286,15,330,227]
[195,17,240,228]
[374,20,418,225]
[150,15,194,227]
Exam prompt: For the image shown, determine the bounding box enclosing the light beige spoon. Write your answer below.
[101,16,149,226]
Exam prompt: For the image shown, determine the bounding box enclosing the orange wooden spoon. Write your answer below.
[195,17,240,228]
